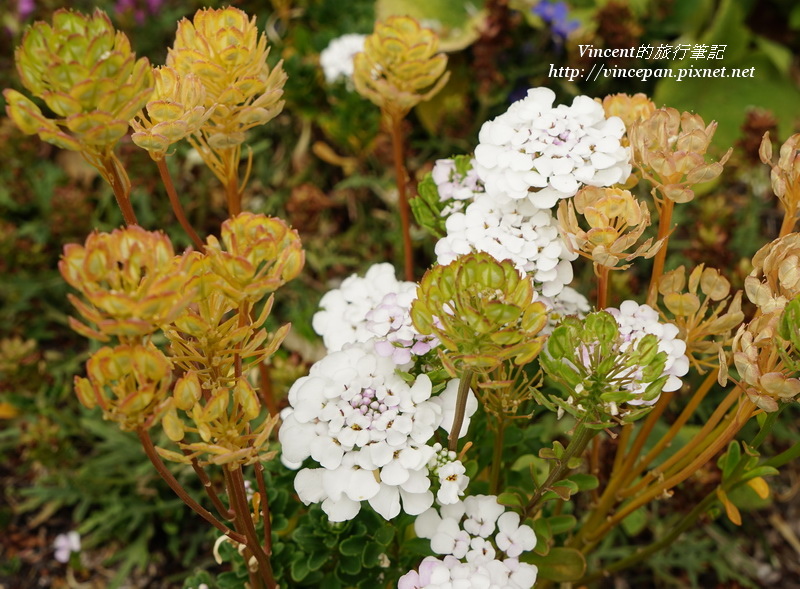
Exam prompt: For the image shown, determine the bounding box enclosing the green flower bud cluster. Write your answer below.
[539,311,668,426]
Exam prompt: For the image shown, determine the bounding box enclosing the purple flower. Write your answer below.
[17,0,35,20]
[533,1,579,40]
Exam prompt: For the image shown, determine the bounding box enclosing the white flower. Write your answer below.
[280,344,445,521]
[605,300,690,403]
[539,285,591,333]
[495,512,537,557]
[320,33,366,85]
[473,87,631,209]
[367,287,440,364]
[54,531,81,564]
[407,497,538,588]
[435,195,577,297]
[431,158,485,217]
[314,264,437,363]
[462,495,505,538]
[436,461,469,505]
[312,263,403,352]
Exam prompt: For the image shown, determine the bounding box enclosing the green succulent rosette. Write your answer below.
[411,252,548,375]
[4,9,153,154]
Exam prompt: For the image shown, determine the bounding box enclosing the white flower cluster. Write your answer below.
[428,443,469,505]
[431,158,484,217]
[435,196,577,297]
[473,87,631,209]
[605,301,690,403]
[319,33,366,85]
[367,288,439,365]
[313,263,436,361]
[399,496,538,589]
[279,344,477,522]
[539,286,591,334]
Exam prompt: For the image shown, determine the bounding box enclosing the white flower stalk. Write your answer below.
[435,194,577,297]
[279,345,476,521]
[320,33,367,85]
[402,496,538,589]
[473,87,631,209]
[605,300,690,403]
[431,157,485,217]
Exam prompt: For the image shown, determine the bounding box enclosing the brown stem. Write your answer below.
[228,465,276,588]
[586,399,755,545]
[156,158,205,250]
[618,370,717,494]
[389,113,414,282]
[596,264,610,309]
[646,197,675,306]
[136,428,244,543]
[224,468,263,589]
[223,146,242,217]
[620,373,732,499]
[259,361,279,417]
[779,205,798,237]
[449,369,474,452]
[254,462,273,556]
[182,450,235,520]
[103,153,138,226]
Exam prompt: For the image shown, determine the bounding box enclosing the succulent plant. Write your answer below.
[411,252,548,375]
[353,15,450,119]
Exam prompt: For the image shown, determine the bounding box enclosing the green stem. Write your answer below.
[764,442,800,469]
[576,489,718,585]
[750,408,781,449]
[489,419,506,495]
[448,368,474,452]
[524,421,596,517]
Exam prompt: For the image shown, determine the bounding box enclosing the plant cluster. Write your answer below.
[2,2,800,589]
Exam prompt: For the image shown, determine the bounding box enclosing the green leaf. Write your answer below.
[719,440,741,481]
[339,536,364,557]
[522,547,586,581]
[373,526,395,547]
[339,553,362,575]
[307,549,329,572]
[362,542,382,568]
[654,51,800,151]
[621,506,648,537]
[497,491,523,508]
[532,518,552,551]
[546,515,578,535]
[567,473,599,491]
[739,465,780,481]
[291,552,311,582]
